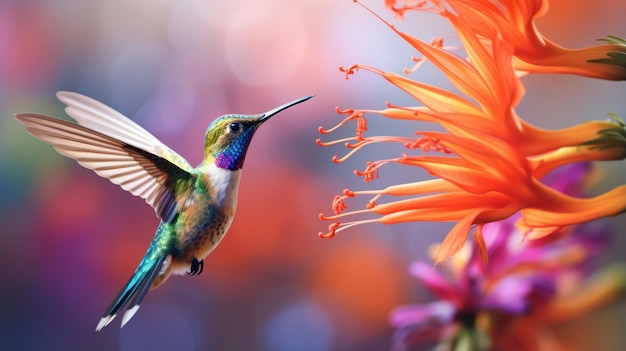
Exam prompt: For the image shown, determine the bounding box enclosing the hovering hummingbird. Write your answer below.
[16,91,313,331]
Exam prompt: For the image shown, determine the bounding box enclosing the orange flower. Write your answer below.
[386,0,626,80]
[318,1,626,264]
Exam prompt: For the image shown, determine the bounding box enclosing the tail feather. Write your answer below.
[95,255,166,331]
[120,256,165,328]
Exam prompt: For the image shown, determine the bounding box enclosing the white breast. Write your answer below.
[205,163,242,214]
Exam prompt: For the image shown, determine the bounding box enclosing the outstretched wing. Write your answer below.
[56,91,193,173]
[15,113,194,223]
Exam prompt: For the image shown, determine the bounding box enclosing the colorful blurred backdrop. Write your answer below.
[1,0,625,350]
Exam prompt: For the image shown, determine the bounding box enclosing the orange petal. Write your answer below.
[400,156,508,194]
[474,224,488,263]
[382,71,483,115]
[370,179,461,197]
[521,185,626,227]
[435,211,481,265]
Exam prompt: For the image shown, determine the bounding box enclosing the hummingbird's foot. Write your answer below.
[188,258,204,276]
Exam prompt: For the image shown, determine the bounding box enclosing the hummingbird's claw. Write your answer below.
[188,258,204,276]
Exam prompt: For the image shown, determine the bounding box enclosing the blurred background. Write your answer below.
[0,0,624,350]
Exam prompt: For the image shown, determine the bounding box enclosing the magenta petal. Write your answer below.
[409,262,461,303]
[540,162,591,197]
[481,277,533,313]
[390,301,457,351]
[389,301,456,327]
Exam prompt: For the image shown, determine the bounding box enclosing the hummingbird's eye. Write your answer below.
[227,122,242,134]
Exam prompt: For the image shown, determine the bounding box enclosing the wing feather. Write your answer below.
[56,91,193,173]
[15,113,193,222]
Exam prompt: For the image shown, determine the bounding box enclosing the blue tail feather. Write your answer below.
[95,254,165,331]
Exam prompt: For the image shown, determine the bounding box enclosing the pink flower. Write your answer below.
[389,163,625,351]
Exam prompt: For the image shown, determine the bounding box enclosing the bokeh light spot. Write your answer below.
[261,299,335,351]
[224,0,307,86]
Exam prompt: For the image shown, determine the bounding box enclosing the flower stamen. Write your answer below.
[339,64,359,79]
[355,160,388,182]
[403,37,458,75]
[384,0,444,18]
[332,195,348,214]
[406,135,454,154]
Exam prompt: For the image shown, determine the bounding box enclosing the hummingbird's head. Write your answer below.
[203,95,313,171]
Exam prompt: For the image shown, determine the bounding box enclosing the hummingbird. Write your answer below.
[15,91,313,331]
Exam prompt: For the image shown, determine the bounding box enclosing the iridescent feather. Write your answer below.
[15,92,313,331]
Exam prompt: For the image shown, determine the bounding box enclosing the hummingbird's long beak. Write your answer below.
[259,95,314,122]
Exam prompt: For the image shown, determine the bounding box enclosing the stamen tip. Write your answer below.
[319,222,341,238]
[318,231,335,238]
[332,195,348,214]
[335,106,347,115]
